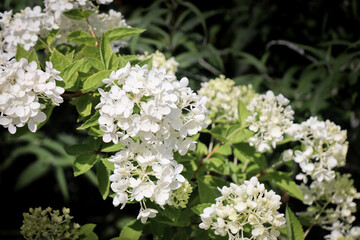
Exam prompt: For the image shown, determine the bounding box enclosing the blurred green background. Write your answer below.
[1,0,360,239]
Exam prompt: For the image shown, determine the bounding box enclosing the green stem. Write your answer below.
[39,38,53,53]
[304,201,331,238]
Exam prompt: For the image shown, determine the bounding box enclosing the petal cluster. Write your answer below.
[286,116,348,183]
[138,50,179,77]
[198,75,258,124]
[0,58,64,134]
[246,90,294,152]
[298,173,360,238]
[199,177,285,240]
[97,62,207,222]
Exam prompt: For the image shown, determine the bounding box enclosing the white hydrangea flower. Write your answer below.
[138,50,179,77]
[286,116,348,183]
[99,62,207,222]
[169,179,193,208]
[325,224,360,240]
[246,90,294,152]
[0,58,64,134]
[298,173,360,235]
[0,6,43,57]
[198,75,258,124]
[199,177,285,240]
[53,9,130,51]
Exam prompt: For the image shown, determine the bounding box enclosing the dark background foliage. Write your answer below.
[1,0,360,239]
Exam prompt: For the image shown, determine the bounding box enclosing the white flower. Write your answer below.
[246,90,294,152]
[0,58,63,134]
[138,50,179,77]
[137,208,158,224]
[198,75,258,124]
[287,116,348,182]
[199,177,285,240]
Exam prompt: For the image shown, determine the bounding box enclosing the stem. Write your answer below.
[39,38,53,53]
[87,18,98,47]
[208,122,215,153]
[304,201,331,238]
[61,92,86,99]
[255,160,284,178]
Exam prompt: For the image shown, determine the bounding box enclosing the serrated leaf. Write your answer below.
[81,70,112,92]
[46,28,60,46]
[104,27,146,42]
[59,59,84,90]
[209,126,228,143]
[266,170,304,201]
[137,56,153,69]
[191,203,212,215]
[97,161,110,200]
[77,111,100,130]
[286,206,305,240]
[89,136,102,151]
[108,53,120,70]
[63,8,97,20]
[119,219,143,240]
[27,50,40,68]
[73,153,98,177]
[50,49,71,72]
[86,58,105,70]
[67,31,97,45]
[238,100,249,126]
[100,33,113,70]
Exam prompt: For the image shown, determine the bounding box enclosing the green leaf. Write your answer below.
[82,70,112,92]
[27,50,40,68]
[67,31,97,45]
[238,100,249,126]
[55,167,69,200]
[15,44,28,61]
[73,153,98,177]
[64,143,91,156]
[46,28,60,46]
[15,160,50,190]
[97,161,110,200]
[101,158,114,171]
[104,27,146,42]
[191,203,212,215]
[59,59,84,90]
[108,53,120,70]
[79,223,98,240]
[226,125,253,143]
[266,170,304,201]
[198,175,228,203]
[286,206,305,240]
[119,219,143,240]
[77,111,100,130]
[89,136,102,151]
[50,49,71,72]
[209,126,228,143]
[72,94,93,117]
[100,33,113,70]
[86,58,105,71]
[63,8,97,20]
[101,142,124,153]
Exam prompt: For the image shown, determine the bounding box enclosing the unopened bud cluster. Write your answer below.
[20,207,80,240]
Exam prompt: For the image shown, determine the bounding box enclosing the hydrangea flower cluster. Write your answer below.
[198,75,258,124]
[54,9,130,51]
[97,62,207,221]
[0,6,44,56]
[0,0,114,60]
[285,117,348,183]
[298,173,360,238]
[0,58,64,134]
[325,224,360,240]
[199,177,285,240]
[246,90,294,153]
[169,179,193,208]
[138,50,179,77]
